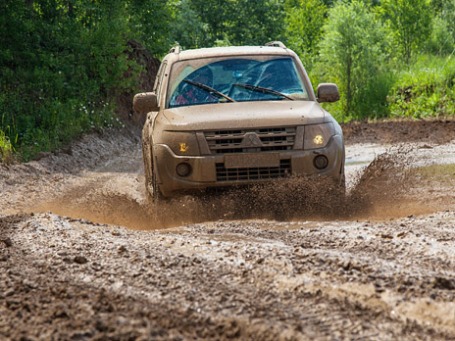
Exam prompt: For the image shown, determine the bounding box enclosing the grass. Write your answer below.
[0,129,14,163]
[388,54,455,118]
[414,163,455,180]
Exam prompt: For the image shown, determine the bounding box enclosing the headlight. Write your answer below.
[304,123,335,150]
[161,131,200,156]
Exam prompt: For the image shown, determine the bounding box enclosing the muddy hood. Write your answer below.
[160,101,330,131]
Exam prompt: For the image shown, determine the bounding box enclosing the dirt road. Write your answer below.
[1,121,455,340]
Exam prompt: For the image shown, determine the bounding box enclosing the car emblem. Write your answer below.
[242,132,263,147]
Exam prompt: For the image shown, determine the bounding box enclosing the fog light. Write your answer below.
[176,162,192,177]
[313,155,329,170]
[313,134,324,145]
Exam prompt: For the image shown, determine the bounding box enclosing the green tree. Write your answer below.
[318,0,390,121]
[285,0,327,71]
[427,15,455,55]
[171,0,285,48]
[380,0,432,64]
[223,0,285,46]
[0,0,174,161]
[169,0,214,49]
[128,0,174,56]
[440,0,455,45]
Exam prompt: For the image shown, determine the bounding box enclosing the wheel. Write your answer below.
[150,162,166,201]
[142,141,154,202]
[143,146,167,204]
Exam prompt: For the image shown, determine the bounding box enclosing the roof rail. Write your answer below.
[169,45,181,54]
[265,41,287,48]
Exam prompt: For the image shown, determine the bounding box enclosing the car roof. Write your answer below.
[165,45,296,63]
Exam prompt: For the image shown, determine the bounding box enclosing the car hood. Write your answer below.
[160,101,330,131]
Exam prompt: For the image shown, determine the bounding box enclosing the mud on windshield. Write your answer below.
[167,56,309,108]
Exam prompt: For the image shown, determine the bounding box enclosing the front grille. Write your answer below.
[205,127,296,154]
[216,159,291,182]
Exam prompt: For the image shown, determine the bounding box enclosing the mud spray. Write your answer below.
[34,145,440,230]
[149,144,420,227]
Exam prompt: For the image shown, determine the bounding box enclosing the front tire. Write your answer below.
[151,162,166,201]
[143,146,166,203]
[142,142,154,202]
[142,120,169,204]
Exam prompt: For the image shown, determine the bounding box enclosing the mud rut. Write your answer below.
[1,122,455,340]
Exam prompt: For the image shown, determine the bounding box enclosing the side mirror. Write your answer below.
[133,92,159,114]
[317,83,340,103]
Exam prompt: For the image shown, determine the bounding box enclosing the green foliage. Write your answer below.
[426,0,455,55]
[128,0,174,56]
[0,128,14,163]
[0,0,165,161]
[2,0,455,163]
[317,0,390,121]
[380,0,432,65]
[171,0,286,49]
[285,0,327,71]
[168,0,212,49]
[387,55,455,118]
[224,0,286,46]
[440,0,455,43]
[426,16,455,55]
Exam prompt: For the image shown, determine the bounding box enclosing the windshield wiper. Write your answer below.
[183,80,236,102]
[232,83,294,101]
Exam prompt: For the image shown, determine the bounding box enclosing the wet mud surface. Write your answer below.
[1,120,455,340]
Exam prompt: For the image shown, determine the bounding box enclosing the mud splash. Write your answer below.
[345,144,418,219]
[36,193,154,230]
[144,144,432,227]
[31,144,444,230]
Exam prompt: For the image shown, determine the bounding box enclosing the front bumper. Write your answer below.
[153,135,344,197]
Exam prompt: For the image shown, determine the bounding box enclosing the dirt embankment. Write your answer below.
[1,120,455,340]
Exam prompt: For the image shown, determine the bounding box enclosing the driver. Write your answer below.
[175,67,215,106]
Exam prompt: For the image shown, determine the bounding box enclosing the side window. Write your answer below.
[154,61,167,100]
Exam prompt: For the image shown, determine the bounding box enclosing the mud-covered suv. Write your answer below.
[134,42,344,200]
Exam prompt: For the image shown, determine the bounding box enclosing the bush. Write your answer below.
[0,1,141,161]
[316,0,391,122]
[0,128,14,163]
[426,16,455,55]
[387,55,455,118]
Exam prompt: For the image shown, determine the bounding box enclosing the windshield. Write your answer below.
[167,56,309,108]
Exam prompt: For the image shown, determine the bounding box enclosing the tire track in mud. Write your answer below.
[176,217,455,338]
[2,213,454,340]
